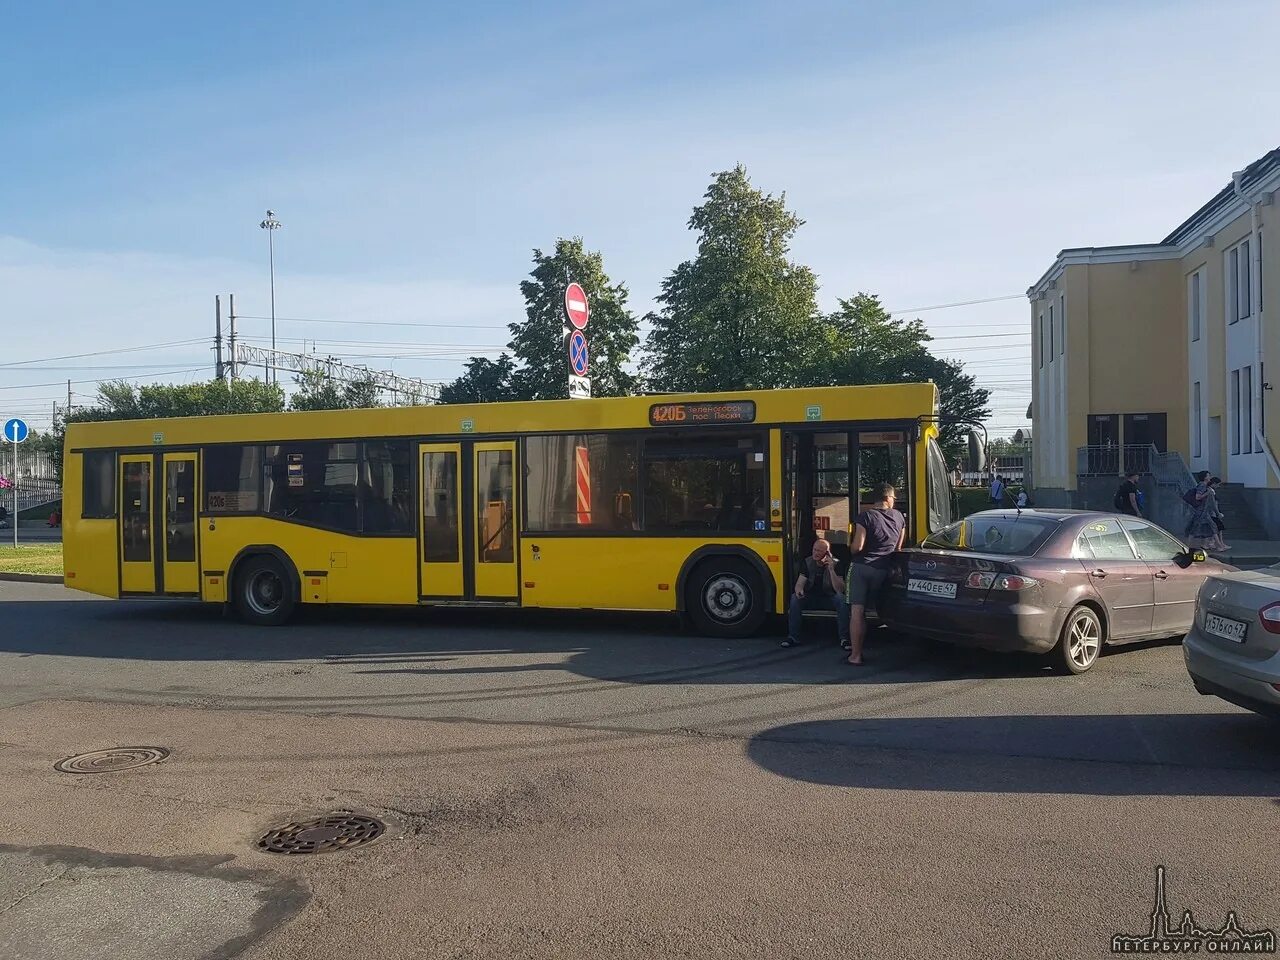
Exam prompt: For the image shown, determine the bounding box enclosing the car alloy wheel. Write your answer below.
[1066,610,1101,671]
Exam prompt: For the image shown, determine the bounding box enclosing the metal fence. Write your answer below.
[1076,445,1157,477]
[0,446,61,516]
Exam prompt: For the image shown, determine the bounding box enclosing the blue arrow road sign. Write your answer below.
[569,330,589,377]
[4,418,29,443]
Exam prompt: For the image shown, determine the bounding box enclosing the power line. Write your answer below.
[887,293,1024,314]
[0,338,209,369]
[0,366,209,392]
[237,314,510,330]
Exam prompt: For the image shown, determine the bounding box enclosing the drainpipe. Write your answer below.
[1233,171,1275,482]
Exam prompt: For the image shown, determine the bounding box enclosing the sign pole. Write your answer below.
[11,435,16,549]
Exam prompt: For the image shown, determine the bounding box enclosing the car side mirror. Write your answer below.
[1189,549,1207,563]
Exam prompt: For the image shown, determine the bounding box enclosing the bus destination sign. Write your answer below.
[649,400,756,426]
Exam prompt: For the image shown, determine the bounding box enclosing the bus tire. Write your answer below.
[686,558,767,639]
[233,554,296,626]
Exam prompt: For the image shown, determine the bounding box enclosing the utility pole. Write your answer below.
[260,210,282,386]
[66,380,72,418]
[228,294,238,382]
[215,295,225,381]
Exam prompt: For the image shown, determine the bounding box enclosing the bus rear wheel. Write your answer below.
[233,555,296,626]
[686,558,767,639]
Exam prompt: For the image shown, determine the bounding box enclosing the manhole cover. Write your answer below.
[54,746,170,775]
[257,812,386,855]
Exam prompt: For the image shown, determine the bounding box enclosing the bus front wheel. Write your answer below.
[233,555,296,626]
[686,558,767,639]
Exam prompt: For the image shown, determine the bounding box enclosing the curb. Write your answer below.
[0,572,63,584]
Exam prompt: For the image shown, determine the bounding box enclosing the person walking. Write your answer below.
[1185,471,1216,549]
[989,474,1005,506]
[1114,471,1142,517]
[1207,476,1230,551]
[844,483,906,666]
[781,537,850,649]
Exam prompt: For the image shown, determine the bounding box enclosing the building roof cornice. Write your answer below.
[1028,146,1280,301]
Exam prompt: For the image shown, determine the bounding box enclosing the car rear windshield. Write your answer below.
[921,516,1059,556]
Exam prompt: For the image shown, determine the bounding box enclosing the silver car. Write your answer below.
[1184,568,1280,718]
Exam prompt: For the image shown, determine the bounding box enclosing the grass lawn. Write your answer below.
[0,544,64,576]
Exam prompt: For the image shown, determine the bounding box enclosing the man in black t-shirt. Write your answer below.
[781,537,850,648]
[845,483,907,665]
[1114,472,1141,517]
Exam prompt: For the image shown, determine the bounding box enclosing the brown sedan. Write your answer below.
[878,509,1233,673]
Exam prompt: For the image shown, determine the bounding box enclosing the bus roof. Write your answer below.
[65,382,939,449]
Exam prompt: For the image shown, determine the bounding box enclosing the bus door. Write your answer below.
[161,453,198,594]
[784,428,913,584]
[854,430,911,541]
[119,454,156,594]
[471,441,518,601]
[419,443,464,599]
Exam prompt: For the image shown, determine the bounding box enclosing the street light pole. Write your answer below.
[259,210,282,386]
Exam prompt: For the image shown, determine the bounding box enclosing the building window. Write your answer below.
[524,434,639,532]
[1189,270,1202,342]
[1193,382,1202,458]
[265,442,359,532]
[1243,365,1253,453]
[1059,294,1065,355]
[81,450,116,518]
[1038,313,1045,368]
[1048,304,1055,360]
[1230,369,1241,455]
[1227,240,1252,323]
[204,445,262,512]
[642,432,767,532]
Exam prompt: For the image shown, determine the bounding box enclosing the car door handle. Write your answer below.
[1090,569,1106,579]
[1154,571,1169,580]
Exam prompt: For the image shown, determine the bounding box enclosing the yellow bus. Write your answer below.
[62,383,954,636]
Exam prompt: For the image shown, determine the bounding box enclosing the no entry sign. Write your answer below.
[564,282,589,330]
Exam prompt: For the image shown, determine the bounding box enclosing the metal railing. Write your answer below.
[1076,445,1156,477]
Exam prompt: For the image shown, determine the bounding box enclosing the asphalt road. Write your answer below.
[1,581,1277,960]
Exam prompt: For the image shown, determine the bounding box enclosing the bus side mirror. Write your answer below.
[966,430,986,473]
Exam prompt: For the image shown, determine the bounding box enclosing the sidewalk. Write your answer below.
[1212,540,1280,570]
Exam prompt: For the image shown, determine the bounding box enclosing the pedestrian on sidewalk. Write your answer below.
[781,537,850,649]
[1208,476,1229,551]
[989,474,1005,506]
[1185,472,1220,551]
[1114,471,1142,517]
[845,483,906,666]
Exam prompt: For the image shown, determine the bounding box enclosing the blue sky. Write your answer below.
[3,0,1279,433]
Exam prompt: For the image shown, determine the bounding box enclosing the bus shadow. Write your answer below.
[746,713,1280,797]
[2,599,1077,686]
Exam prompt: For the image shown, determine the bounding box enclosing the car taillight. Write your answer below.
[1258,601,1280,634]
[995,575,1038,591]
[967,573,1039,590]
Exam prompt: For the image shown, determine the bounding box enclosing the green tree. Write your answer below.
[289,368,346,411]
[289,369,385,410]
[341,373,382,409]
[438,355,523,405]
[47,378,285,483]
[807,294,991,459]
[643,165,819,391]
[510,237,639,399]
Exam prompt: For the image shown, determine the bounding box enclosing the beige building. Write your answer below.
[1028,147,1280,528]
